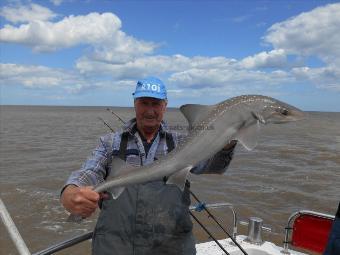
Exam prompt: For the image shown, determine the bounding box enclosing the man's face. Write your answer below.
[134,97,167,133]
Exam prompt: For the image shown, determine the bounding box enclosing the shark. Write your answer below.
[93,94,305,197]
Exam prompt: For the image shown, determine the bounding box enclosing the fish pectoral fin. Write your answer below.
[180,104,214,128]
[235,120,260,151]
[166,166,193,191]
[107,187,125,199]
[103,158,136,199]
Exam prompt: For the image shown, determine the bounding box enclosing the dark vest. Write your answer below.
[92,131,196,255]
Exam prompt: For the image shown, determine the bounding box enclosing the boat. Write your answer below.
[1,197,335,255]
[196,209,334,255]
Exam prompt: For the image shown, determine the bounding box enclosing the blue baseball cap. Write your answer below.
[133,77,167,100]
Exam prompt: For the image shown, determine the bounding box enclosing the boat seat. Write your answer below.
[290,211,334,254]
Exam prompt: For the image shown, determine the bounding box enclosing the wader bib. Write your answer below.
[92,130,196,255]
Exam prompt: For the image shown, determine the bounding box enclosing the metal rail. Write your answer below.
[33,232,93,255]
[0,198,31,255]
[31,202,233,255]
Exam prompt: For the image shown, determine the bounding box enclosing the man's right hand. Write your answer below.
[60,185,100,218]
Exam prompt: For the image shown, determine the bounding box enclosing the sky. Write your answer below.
[0,0,340,111]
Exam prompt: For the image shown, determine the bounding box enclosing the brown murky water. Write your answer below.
[1,106,339,255]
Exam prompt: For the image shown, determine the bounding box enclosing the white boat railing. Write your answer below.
[0,198,31,255]
[33,232,93,255]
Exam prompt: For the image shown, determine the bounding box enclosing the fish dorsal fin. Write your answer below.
[180,104,214,127]
[235,120,261,151]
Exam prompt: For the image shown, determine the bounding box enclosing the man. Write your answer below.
[324,202,340,255]
[61,77,237,255]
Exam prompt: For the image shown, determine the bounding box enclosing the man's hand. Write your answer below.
[61,185,100,218]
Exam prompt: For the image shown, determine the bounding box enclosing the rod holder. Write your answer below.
[245,217,263,245]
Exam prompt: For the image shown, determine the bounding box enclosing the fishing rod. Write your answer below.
[106,108,127,124]
[106,108,136,136]
[190,190,248,255]
[98,117,115,133]
[189,210,231,255]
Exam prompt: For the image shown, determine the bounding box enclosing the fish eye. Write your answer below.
[281,109,289,116]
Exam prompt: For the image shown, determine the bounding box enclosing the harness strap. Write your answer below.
[119,131,175,157]
[165,132,175,153]
[118,132,129,160]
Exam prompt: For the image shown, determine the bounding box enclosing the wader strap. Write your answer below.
[119,131,175,157]
[165,132,175,153]
[118,132,129,160]
[163,133,190,187]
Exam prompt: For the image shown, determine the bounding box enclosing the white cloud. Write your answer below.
[75,54,237,78]
[239,49,287,69]
[261,3,340,91]
[292,65,340,91]
[0,11,157,59]
[90,33,157,63]
[168,67,292,90]
[264,3,340,64]
[0,63,88,90]
[0,63,135,95]
[72,4,340,93]
[0,63,61,88]
[1,2,340,98]
[76,54,189,78]
[76,52,292,96]
[0,12,119,51]
[0,55,292,99]
[0,3,57,23]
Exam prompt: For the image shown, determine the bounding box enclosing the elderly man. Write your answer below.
[61,77,237,255]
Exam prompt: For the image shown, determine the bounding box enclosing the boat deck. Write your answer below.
[196,235,307,255]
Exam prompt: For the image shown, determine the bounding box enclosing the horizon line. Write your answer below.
[0,104,338,113]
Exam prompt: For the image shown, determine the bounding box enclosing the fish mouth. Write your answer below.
[289,109,306,121]
[270,107,306,124]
